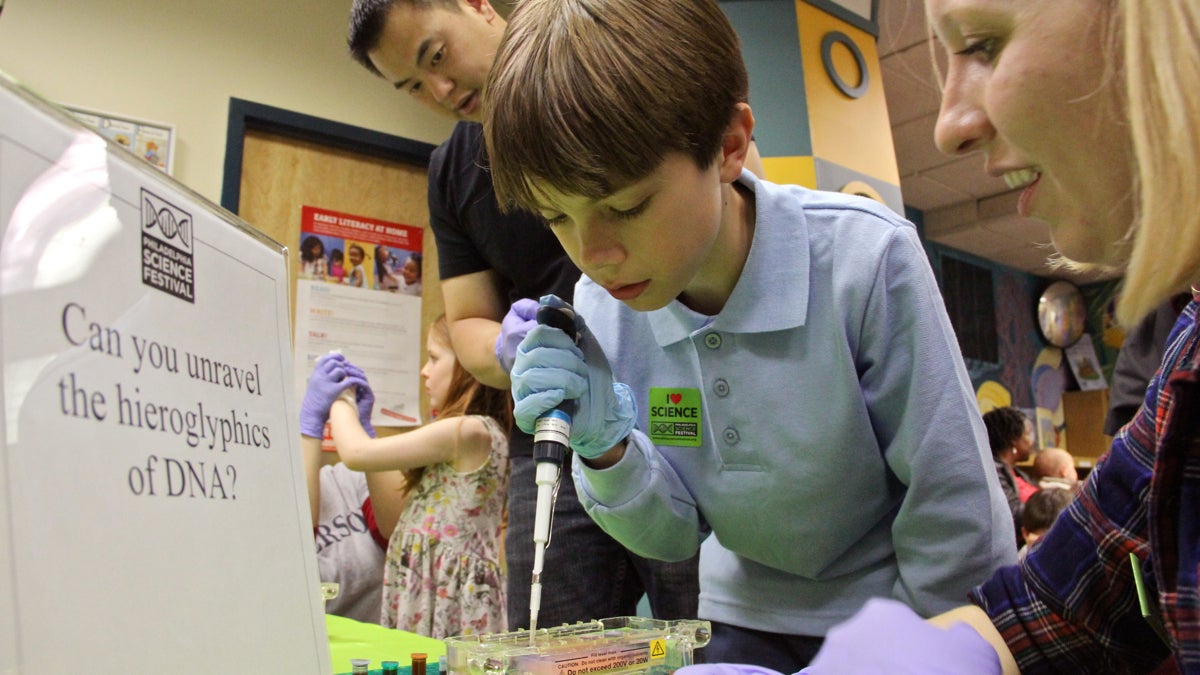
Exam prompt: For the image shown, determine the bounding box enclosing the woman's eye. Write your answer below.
[431,47,444,66]
[542,214,568,228]
[408,82,422,96]
[956,37,999,61]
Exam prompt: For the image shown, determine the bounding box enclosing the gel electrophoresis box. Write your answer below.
[444,617,711,675]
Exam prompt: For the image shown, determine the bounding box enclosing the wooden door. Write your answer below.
[234,125,440,423]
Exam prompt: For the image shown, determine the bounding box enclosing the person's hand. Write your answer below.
[510,295,636,459]
[300,353,367,438]
[677,665,787,675]
[342,361,376,437]
[495,298,540,373]
[799,599,1001,674]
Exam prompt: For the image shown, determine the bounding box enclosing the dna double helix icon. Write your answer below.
[143,197,192,248]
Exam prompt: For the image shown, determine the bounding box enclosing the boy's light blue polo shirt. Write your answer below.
[572,171,1015,636]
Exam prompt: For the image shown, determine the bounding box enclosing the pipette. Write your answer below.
[529,432,564,641]
[529,304,580,643]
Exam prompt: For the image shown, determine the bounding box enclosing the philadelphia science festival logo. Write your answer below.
[141,188,195,303]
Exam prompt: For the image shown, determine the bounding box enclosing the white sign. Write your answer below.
[0,72,328,673]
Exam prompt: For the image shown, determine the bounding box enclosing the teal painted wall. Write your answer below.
[721,1,813,157]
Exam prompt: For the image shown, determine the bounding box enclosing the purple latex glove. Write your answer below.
[342,361,376,437]
[677,665,787,675]
[300,353,367,437]
[799,599,1001,674]
[495,298,540,373]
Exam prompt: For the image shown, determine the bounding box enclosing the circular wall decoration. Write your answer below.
[821,31,869,99]
[1037,280,1087,347]
[839,180,883,203]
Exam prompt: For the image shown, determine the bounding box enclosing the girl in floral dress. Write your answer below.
[322,316,512,638]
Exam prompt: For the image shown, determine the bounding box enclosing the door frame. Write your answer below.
[220,97,436,214]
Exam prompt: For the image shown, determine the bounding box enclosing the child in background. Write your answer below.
[376,245,401,291]
[1017,487,1074,561]
[329,248,346,284]
[398,253,422,297]
[344,243,367,288]
[301,235,328,280]
[311,317,512,638]
[484,0,1012,669]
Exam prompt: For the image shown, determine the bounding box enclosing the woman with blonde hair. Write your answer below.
[683,0,1200,672]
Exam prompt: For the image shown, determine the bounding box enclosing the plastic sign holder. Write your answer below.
[0,70,329,673]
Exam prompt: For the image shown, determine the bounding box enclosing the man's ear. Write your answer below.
[718,103,755,182]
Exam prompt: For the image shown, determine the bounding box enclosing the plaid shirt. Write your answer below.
[973,293,1200,674]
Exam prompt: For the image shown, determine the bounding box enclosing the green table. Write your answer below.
[327,614,445,675]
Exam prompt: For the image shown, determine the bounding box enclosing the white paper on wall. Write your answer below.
[1065,333,1109,391]
[293,278,423,430]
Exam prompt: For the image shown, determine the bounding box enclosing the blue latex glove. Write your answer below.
[300,353,368,438]
[799,599,1001,674]
[342,361,376,437]
[495,298,540,373]
[510,295,636,459]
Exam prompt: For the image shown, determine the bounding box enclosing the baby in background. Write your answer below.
[1033,448,1079,492]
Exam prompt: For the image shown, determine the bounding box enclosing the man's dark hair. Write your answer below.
[347,0,460,76]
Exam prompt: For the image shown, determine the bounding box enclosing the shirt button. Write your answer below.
[704,333,722,349]
[713,379,730,397]
[723,427,740,445]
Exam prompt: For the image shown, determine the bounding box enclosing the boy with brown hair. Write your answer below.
[485,0,1014,670]
[346,0,700,631]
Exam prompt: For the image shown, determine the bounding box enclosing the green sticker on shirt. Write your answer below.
[648,387,702,446]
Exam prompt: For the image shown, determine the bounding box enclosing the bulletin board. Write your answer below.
[225,102,441,425]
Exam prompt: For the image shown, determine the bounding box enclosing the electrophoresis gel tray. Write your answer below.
[444,617,711,675]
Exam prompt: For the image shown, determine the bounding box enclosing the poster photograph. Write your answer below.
[292,206,424,430]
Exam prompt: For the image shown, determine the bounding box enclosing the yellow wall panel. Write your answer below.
[794,2,900,184]
[761,155,818,189]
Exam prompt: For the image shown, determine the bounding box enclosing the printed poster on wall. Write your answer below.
[0,73,327,673]
[293,206,424,432]
[63,104,175,175]
[1065,333,1109,391]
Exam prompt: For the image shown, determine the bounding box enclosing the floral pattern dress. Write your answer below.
[381,415,509,638]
